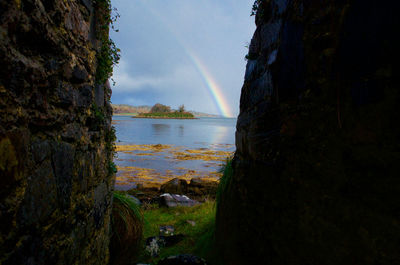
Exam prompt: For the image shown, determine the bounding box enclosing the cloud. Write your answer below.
[110,0,255,116]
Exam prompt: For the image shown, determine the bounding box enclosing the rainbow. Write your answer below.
[186,53,233,117]
[138,1,234,117]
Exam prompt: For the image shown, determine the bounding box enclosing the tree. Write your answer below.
[178,104,185,113]
[150,103,171,113]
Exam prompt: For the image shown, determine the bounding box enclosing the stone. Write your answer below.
[18,160,57,226]
[188,178,218,196]
[62,123,82,141]
[159,225,174,236]
[159,193,199,208]
[31,139,51,164]
[158,254,207,265]
[94,83,105,107]
[244,59,257,81]
[160,178,188,194]
[217,1,400,265]
[71,66,88,84]
[186,220,196,226]
[145,235,184,256]
[127,194,141,206]
[51,142,75,210]
[56,82,75,107]
[76,84,93,108]
[0,0,114,264]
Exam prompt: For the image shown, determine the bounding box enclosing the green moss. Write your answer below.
[14,0,21,9]
[0,137,18,172]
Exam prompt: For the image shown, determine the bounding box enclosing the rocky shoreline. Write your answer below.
[125,177,219,207]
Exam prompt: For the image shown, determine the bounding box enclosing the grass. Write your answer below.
[216,158,233,207]
[110,191,144,265]
[112,159,235,264]
[135,201,221,264]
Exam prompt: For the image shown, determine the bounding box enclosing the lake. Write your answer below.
[112,116,237,190]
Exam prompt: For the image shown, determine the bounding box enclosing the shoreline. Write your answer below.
[132,116,199,119]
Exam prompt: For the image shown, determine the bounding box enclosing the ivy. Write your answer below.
[251,0,260,16]
[108,161,118,175]
[94,0,120,85]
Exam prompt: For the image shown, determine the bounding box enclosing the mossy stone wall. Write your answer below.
[217,0,400,264]
[0,0,115,264]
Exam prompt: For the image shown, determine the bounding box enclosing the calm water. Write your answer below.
[113,116,236,147]
[113,116,237,189]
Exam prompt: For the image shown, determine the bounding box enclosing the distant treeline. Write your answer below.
[136,112,195,119]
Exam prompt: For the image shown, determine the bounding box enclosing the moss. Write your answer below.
[0,137,18,170]
[14,0,21,9]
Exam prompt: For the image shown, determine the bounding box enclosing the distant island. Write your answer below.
[133,103,196,119]
[112,103,221,118]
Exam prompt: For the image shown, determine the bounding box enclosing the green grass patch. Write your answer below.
[135,201,221,264]
[216,158,233,207]
[111,191,143,264]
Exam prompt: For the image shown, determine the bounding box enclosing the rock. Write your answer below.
[160,178,188,194]
[186,220,196,226]
[157,254,207,265]
[0,1,114,264]
[94,83,104,106]
[145,235,184,256]
[188,178,218,197]
[159,193,199,208]
[71,66,88,83]
[159,225,174,236]
[126,194,141,206]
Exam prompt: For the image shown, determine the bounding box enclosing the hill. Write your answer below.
[112,104,151,115]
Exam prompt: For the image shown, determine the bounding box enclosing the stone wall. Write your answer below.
[217,0,400,264]
[0,0,115,264]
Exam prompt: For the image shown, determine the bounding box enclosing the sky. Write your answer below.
[110,0,256,117]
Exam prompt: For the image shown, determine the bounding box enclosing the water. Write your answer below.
[113,116,237,190]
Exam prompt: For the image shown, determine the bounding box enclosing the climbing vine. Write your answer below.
[251,0,261,16]
[94,0,120,85]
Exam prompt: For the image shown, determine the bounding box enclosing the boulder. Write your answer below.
[159,225,174,236]
[160,178,188,194]
[157,254,207,265]
[126,194,141,206]
[159,193,198,208]
[145,235,184,257]
[188,178,218,196]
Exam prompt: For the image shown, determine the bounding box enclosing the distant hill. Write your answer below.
[112,104,151,114]
[188,111,221,118]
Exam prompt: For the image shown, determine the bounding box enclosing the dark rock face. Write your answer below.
[0,0,115,264]
[217,1,400,265]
